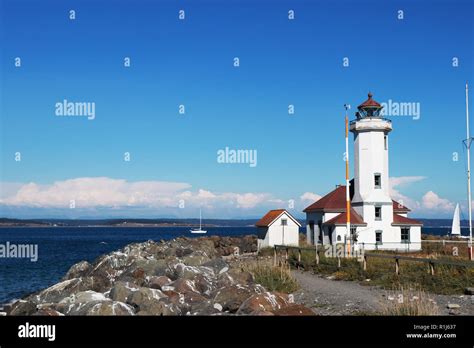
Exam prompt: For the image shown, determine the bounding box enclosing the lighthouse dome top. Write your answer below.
[356,92,383,118]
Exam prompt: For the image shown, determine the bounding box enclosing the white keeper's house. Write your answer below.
[256,209,301,248]
[303,93,422,251]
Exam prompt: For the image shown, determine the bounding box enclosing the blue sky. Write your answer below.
[0,0,473,219]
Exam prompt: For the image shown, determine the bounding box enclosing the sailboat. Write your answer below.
[451,203,461,236]
[190,209,207,234]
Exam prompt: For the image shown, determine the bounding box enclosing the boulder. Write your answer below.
[32,307,64,316]
[109,281,140,302]
[9,300,37,315]
[67,300,135,315]
[213,285,257,313]
[182,254,211,267]
[147,276,172,290]
[169,278,200,295]
[28,278,83,304]
[136,299,181,316]
[237,292,289,314]
[63,261,92,280]
[126,287,167,312]
[202,258,229,274]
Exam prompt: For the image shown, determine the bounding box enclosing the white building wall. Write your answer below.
[258,212,300,248]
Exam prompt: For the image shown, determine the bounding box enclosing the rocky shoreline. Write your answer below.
[4,236,314,316]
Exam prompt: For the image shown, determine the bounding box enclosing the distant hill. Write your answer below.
[0,217,464,228]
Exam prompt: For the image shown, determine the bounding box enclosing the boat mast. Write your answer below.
[344,104,351,254]
[466,83,473,260]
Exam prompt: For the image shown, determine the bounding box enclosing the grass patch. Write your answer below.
[381,287,439,315]
[246,262,299,293]
[287,249,474,295]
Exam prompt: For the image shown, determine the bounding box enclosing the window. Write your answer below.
[374,173,381,189]
[401,227,410,243]
[337,235,341,242]
[375,230,382,244]
[350,226,358,242]
[375,206,382,220]
[281,219,287,226]
[384,135,387,150]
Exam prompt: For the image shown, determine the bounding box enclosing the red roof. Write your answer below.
[255,209,301,227]
[393,200,410,212]
[303,181,410,215]
[357,92,381,109]
[303,185,351,212]
[324,208,367,226]
[392,214,422,226]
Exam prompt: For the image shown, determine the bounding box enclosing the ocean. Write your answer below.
[0,226,470,305]
[0,226,256,305]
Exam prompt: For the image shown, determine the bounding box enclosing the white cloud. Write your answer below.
[421,191,455,212]
[300,192,321,202]
[0,177,277,216]
[390,176,456,216]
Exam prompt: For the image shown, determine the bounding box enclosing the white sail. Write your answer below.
[451,203,461,235]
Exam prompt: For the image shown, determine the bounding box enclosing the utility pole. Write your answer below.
[344,104,351,255]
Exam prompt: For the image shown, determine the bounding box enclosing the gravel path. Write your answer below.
[291,270,474,315]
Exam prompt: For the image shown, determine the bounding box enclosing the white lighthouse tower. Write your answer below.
[350,93,393,228]
[303,92,422,251]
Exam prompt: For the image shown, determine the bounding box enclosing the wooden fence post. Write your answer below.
[363,255,367,271]
[429,262,435,276]
[337,256,341,269]
[395,258,400,275]
[298,248,302,270]
[273,246,277,266]
[285,247,289,265]
[315,246,320,265]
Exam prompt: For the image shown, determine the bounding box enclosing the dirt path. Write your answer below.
[291,270,474,315]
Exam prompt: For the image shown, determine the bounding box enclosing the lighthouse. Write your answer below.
[304,93,422,251]
[350,93,394,231]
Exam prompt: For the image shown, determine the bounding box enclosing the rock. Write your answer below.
[28,278,83,304]
[8,235,314,316]
[59,290,108,306]
[228,269,254,285]
[188,300,221,315]
[447,303,461,309]
[169,278,200,295]
[272,304,316,316]
[88,252,131,280]
[202,258,229,273]
[237,292,289,314]
[213,285,261,313]
[147,276,172,290]
[32,308,64,316]
[131,258,168,277]
[465,287,474,295]
[175,248,193,258]
[172,263,214,282]
[109,282,140,302]
[9,300,37,315]
[78,276,112,293]
[136,299,181,316]
[67,300,135,315]
[182,253,211,266]
[194,273,215,296]
[126,287,167,312]
[63,261,92,280]
[249,310,275,316]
